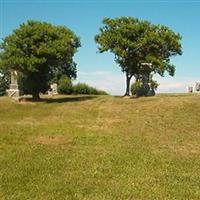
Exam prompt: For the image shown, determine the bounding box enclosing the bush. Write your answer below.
[57,76,73,94]
[149,79,159,91]
[73,83,96,94]
[96,90,108,95]
[73,83,90,94]
[131,80,142,96]
[73,83,108,95]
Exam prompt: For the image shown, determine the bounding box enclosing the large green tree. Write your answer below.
[0,20,80,100]
[0,68,10,96]
[95,17,182,96]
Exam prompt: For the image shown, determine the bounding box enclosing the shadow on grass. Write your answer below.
[19,95,98,104]
[44,95,97,103]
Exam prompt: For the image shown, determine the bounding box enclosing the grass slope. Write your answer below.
[0,94,200,200]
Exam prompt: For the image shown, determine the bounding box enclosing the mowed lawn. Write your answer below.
[0,94,200,200]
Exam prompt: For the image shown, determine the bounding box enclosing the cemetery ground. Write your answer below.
[0,94,200,200]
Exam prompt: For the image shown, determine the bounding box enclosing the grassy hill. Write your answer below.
[0,94,200,200]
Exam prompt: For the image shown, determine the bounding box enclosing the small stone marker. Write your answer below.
[7,71,20,100]
[48,83,58,96]
[195,82,200,92]
[188,86,193,93]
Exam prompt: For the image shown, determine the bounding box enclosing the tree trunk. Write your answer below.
[124,72,132,96]
[32,92,40,101]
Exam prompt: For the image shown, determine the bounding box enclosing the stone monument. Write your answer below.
[48,83,58,96]
[188,86,193,93]
[51,83,58,95]
[7,71,20,100]
[195,82,200,92]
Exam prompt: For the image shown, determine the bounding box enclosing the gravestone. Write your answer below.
[188,86,193,93]
[195,82,200,92]
[48,83,58,96]
[7,71,20,100]
[51,83,58,95]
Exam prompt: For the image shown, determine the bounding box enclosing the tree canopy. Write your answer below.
[95,17,182,96]
[0,20,81,100]
[0,68,10,96]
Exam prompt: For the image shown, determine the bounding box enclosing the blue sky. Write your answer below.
[1,0,200,95]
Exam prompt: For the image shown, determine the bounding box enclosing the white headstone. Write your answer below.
[48,83,58,96]
[195,82,200,92]
[7,71,20,100]
[188,86,193,93]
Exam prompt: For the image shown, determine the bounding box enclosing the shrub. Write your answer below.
[131,80,142,96]
[149,79,159,91]
[73,83,108,95]
[73,83,90,94]
[96,90,108,95]
[57,76,73,94]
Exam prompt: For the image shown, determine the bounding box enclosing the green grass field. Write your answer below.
[0,94,200,200]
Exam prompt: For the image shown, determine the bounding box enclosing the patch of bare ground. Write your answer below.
[155,142,200,157]
[35,135,71,145]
